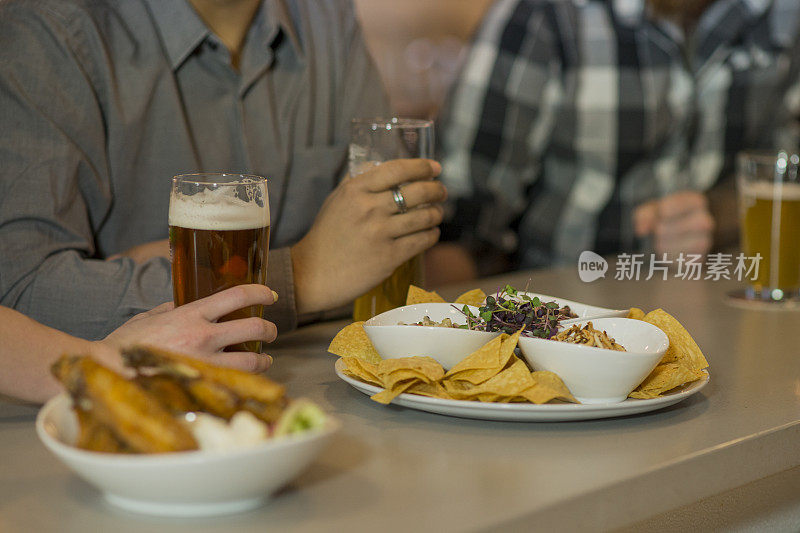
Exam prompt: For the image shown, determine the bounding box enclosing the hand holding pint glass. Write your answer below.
[349,118,434,321]
[169,174,271,352]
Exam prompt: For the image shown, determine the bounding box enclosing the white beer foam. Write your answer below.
[742,181,800,200]
[169,188,270,230]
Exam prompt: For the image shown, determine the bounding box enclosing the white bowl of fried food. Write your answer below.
[362,303,502,370]
[517,318,668,404]
[36,347,338,517]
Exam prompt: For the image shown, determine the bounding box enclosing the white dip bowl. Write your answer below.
[363,303,501,370]
[517,318,668,404]
[36,394,339,517]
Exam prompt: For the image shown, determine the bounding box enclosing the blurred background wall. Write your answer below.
[354,0,495,119]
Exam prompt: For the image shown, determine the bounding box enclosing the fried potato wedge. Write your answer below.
[135,374,199,414]
[122,345,285,405]
[184,379,240,420]
[75,407,130,453]
[52,356,197,453]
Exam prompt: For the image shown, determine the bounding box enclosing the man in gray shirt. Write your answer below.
[0,0,447,340]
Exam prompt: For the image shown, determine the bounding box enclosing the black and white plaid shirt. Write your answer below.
[440,0,800,268]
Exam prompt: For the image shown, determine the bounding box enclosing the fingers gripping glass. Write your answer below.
[349,118,434,321]
[169,173,270,352]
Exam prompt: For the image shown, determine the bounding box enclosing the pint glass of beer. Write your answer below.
[735,151,800,303]
[349,118,434,321]
[169,173,270,352]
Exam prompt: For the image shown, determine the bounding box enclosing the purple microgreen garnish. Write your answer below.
[453,284,577,339]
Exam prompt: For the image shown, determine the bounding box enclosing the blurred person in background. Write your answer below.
[0,0,446,341]
[354,0,493,285]
[435,0,800,277]
[354,0,494,119]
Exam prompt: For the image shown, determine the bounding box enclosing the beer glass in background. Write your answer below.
[169,174,270,352]
[349,118,434,321]
[733,151,800,305]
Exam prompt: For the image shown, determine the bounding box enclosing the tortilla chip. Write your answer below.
[443,364,576,404]
[499,328,523,363]
[406,381,453,399]
[445,336,506,384]
[441,378,474,396]
[627,307,646,320]
[444,328,523,386]
[370,379,418,404]
[644,309,708,370]
[445,360,526,401]
[455,289,486,307]
[328,322,382,364]
[378,357,444,388]
[406,285,446,305]
[341,357,382,387]
[475,360,535,399]
[629,362,706,399]
[522,371,578,404]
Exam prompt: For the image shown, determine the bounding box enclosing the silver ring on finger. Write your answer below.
[391,186,408,214]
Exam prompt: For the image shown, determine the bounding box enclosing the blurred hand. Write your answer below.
[424,243,478,287]
[107,239,170,264]
[291,159,446,314]
[633,191,715,257]
[99,285,278,373]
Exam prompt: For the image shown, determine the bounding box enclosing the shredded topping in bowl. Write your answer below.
[554,322,626,351]
[400,316,457,328]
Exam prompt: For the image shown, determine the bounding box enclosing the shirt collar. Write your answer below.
[143,0,304,72]
[144,0,210,71]
[266,0,304,59]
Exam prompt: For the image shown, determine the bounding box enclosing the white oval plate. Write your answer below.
[335,359,709,422]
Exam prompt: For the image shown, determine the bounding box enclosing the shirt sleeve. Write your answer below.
[261,247,298,332]
[0,5,173,340]
[438,2,561,257]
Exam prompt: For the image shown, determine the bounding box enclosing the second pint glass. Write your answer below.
[737,152,800,302]
[169,173,270,352]
[349,118,433,321]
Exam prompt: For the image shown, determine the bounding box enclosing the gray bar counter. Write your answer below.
[2,267,799,531]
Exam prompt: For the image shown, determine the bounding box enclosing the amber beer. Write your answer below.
[169,174,269,353]
[740,181,800,294]
[353,254,423,322]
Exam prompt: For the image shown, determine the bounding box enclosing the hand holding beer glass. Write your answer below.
[169,174,271,352]
[730,151,800,306]
[349,118,434,321]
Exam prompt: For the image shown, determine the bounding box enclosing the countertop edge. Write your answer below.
[492,420,800,532]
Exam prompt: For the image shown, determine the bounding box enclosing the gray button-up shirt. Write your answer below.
[0,0,388,338]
